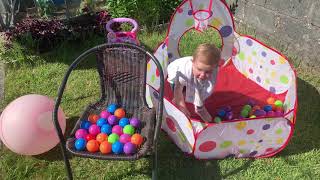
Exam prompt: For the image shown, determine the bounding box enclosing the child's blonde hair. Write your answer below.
[193,43,221,65]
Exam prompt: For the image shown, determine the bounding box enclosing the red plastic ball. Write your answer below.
[85,134,96,141]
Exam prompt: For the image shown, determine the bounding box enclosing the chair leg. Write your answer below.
[152,142,158,180]
[59,143,73,180]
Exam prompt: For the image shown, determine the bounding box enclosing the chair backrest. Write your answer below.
[96,44,150,114]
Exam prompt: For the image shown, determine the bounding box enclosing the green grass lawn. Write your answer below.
[1,29,320,180]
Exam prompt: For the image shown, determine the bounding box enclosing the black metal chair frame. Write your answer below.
[53,43,164,180]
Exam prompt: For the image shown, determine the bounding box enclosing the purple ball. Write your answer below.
[88,124,100,136]
[119,134,131,144]
[225,111,233,120]
[100,110,111,119]
[123,142,137,155]
[247,99,256,107]
[267,110,275,117]
[275,110,283,116]
[75,129,88,139]
[254,109,267,117]
[108,115,118,126]
[223,106,232,112]
[130,118,141,128]
[112,125,123,136]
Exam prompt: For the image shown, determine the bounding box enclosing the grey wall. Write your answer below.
[230,0,320,69]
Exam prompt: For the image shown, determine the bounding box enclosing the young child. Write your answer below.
[167,43,221,122]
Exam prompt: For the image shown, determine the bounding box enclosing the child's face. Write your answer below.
[192,57,217,81]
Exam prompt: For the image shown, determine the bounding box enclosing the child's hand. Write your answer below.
[173,98,191,117]
[195,106,212,122]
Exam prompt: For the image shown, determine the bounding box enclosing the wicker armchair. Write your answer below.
[53,43,164,180]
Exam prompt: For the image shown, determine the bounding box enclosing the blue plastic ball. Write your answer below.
[97,118,107,127]
[119,118,130,127]
[80,120,91,130]
[112,141,124,154]
[217,109,226,117]
[263,105,273,112]
[107,104,118,114]
[101,124,112,135]
[74,138,86,151]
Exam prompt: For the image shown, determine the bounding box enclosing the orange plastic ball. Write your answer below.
[89,114,100,124]
[96,133,108,144]
[100,141,112,154]
[114,108,126,119]
[267,97,275,105]
[86,140,99,152]
[131,134,144,146]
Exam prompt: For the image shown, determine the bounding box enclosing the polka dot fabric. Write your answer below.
[232,35,295,94]
[194,117,292,159]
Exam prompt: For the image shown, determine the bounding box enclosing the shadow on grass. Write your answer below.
[34,116,79,161]
[279,77,320,156]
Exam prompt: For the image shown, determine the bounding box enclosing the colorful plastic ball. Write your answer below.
[243,105,252,111]
[267,110,275,116]
[96,133,108,144]
[123,142,137,155]
[214,116,221,123]
[86,140,100,152]
[80,120,91,130]
[97,118,107,127]
[74,138,86,151]
[100,110,111,119]
[274,100,283,108]
[75,129,88,139]
[112,125,123,135]
[119,118,130,127]
[112,141,124,154]
[85,134,95,141]
[114,108,126,119]
[119,134,131,144]
[89,114,100,124]
[225,111,233,120]
[254,109,267,117]
[223,106,232,112]
[217,109,226,117]
[252,105,261,111]
[267,97,275,105]
[108,115,118,126]
[130,118,141,128]
[0,94,66,155]
[89,124,101,136]
[101,124,112,135]
[249,115,256,118]
[107,104,118,114]
[264,105,273,112]
[240,109,249,118]
[108,133,119,144]
[100,141,112,154]
[131,133,143,146]
[123,125,135,135]
[275,110,283,116]
[247,99,256,106]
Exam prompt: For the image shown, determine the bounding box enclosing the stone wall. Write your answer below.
[230,0,320,69]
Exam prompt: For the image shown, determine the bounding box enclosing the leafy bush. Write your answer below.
[106,0,183,29]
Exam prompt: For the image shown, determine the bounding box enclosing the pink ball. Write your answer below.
[0,94,66,155]
[100,110,110,119]
[119,133,131,144]
[75,129,88,139]
[112,125,123,136]
[88,124,100,136]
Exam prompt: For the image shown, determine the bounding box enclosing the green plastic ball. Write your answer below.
[108,133,119,144]
[214,117,222,123]
[243,104,252,111]
[240,109,249,118]
[123,125,135,135]
[274,100,283,108]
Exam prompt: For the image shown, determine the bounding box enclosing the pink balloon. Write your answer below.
[0,94,66,155]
